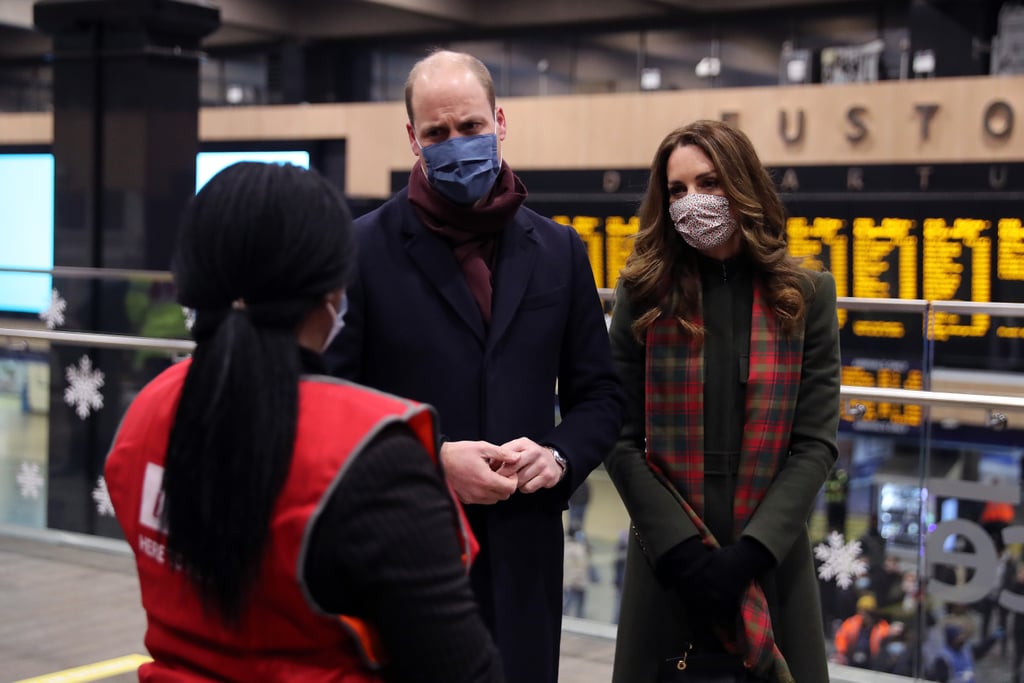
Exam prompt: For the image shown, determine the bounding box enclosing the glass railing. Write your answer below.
[4,269,1024,681]
[0,266,191,536]
[581,289,1024,682]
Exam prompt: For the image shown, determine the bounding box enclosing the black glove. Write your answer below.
[656,536,714,608]
[701,537,775,619]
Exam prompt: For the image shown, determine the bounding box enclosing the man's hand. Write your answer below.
[497,437,565,494]
[439,440,519,505]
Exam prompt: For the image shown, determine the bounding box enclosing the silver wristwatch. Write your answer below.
[549,447,568,479]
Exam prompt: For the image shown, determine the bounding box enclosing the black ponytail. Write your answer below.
[163,162,353,624]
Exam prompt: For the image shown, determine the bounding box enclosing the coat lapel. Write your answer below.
[488,212,538,346]
[401,207,487,344]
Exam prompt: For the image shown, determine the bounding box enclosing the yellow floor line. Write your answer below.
[12,654,152,683]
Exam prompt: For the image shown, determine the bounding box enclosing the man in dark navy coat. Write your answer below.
[327,49,623,683]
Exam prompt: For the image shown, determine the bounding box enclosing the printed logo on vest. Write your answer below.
[140,462,167,533]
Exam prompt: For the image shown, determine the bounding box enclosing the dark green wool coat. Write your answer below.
[606,257,840,683]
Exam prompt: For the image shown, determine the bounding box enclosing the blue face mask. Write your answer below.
[886,641,907,657]
[323,293,348,352]
[418,132,500,205]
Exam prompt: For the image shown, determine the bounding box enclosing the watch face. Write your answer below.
[552,449,567,469]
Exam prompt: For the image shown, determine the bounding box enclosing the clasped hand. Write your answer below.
[440,437,564,504]
[674,537,772,620]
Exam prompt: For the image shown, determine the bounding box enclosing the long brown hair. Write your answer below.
[620,119,810,342]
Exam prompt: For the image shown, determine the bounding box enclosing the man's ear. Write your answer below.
[496,106,507,142]
[407,122,421,157]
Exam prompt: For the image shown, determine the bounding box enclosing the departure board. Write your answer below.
[400,164,1024,375]
[550,213,639,291]
[996,218,1024,340]
[835,297,928,436]
[840,357,925,434]
[605,216,640,291]
[784,196,1024,371]
[551,214,605,289]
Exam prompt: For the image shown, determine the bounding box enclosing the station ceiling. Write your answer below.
[1,0,883,55]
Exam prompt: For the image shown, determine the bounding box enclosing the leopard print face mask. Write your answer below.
[668,193,737,251]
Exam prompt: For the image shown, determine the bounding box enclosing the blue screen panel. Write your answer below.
[0,154,54,314]
[195,150,311,192]
[0,150,312,314]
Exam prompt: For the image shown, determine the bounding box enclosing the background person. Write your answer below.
[563,527,591,618]
[927,622,1002,682]
[326,49,623,683]
[833,593,891,668]
[605,119,841,682]
[979,513,1018,656]
[105,162,503,683]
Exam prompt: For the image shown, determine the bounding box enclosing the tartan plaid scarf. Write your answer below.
[644,284,803,683]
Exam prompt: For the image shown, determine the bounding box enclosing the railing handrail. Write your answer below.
[0,327,193,353]
[3,327,1024,414]
[929,300,1024,316]
[4,272,1023,318]
[0,265,174,282]
[597,289,1024,318]
[840,385,1024,412]
[837,297,929,313]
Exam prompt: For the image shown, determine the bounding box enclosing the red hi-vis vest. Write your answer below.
[104,360,478,683]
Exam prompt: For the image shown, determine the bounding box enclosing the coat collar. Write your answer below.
[399,190,538,346]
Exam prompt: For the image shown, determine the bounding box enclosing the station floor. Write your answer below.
[0,527,932,683]
[0,530,616,683]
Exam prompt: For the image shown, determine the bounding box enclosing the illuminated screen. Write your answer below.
[0,154,54,314]
[0,150,313,314]
[195,150,311,192]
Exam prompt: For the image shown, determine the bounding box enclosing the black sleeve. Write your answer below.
[304,424,503,683]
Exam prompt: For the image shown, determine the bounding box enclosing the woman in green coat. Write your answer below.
[606,120,840,683]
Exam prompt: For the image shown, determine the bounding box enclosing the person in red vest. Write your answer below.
[104,161,503,683]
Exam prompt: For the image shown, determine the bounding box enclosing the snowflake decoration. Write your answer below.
[92,476,115,517]
[815,530,868,589]
[16,462,45,499]
[39,288,67,329]
[64,355,105,420]
[182,307,195,332]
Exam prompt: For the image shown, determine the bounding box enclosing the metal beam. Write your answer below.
[209,0,295,37]
[478,0,662,27]
[355,0,478,23]
[291,1,459,39]
[295,0,666,36]
[648,0,874,12]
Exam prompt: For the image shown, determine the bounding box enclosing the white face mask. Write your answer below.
[668,193,738,251]
[322,293,348,351]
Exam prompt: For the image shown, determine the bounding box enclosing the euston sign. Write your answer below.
[725,99,1018,147]
[927,477,1024,609]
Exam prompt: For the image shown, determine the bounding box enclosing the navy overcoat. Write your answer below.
[327,187,623,683]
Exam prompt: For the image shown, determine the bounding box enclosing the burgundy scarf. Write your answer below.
[644,286,804,683]
[407,161,527,323]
